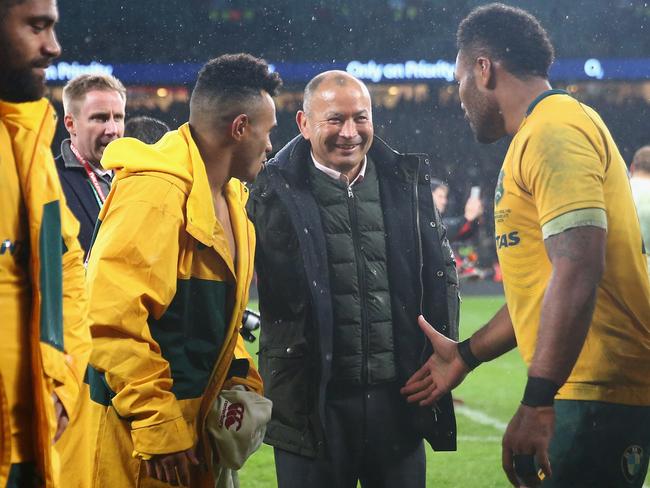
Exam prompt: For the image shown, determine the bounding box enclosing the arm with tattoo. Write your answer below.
[529,225,606,385]
[500,225,606,487]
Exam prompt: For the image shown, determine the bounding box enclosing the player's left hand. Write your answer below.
[502,404,554,487]
[52,392,69,443]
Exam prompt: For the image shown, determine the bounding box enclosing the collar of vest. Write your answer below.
[270,135,423,187]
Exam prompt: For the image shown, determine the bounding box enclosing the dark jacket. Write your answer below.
[55,139,110,257]
[248,135,460,458]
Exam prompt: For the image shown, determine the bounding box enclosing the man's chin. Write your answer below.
[0,66,46,103]
[0,84,45,103]
[236,164,264,184]
[331,150,366,168]
[475,132,502,145]
[472,123,504,145]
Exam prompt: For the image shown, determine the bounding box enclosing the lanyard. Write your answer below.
[70,143,107,204]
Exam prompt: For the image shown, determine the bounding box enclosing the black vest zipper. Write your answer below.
[347,184,369,385]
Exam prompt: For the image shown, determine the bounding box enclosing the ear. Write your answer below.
[63,113,76,136]
[231,114,248,141]
[475,56,495,90]
[296,110,310,140]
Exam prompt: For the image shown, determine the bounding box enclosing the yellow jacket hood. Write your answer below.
[101,122,250,248]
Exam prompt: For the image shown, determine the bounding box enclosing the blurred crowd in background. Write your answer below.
[47,0,650,278]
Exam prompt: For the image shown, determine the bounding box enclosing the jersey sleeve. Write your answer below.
[517,120,607,229]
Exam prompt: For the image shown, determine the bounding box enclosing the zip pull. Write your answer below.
[432,402,441,422]
[347,185,354,198]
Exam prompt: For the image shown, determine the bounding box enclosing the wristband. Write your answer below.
[521,376,560,407]
[457,338,481,371]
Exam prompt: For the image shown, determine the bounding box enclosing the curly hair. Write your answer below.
[457,3,555,79]
[190,53,282,120]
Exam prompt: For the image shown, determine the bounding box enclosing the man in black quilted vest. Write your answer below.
[248,71,459,488]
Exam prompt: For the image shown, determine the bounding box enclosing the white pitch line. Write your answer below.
[455,404,508,432]
[458,435,501,443]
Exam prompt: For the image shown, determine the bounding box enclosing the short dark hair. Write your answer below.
[190,53,282,122]
[0,0,26,17]
[457,3,555,79]
[124,116,170,144]
[302,70,361,114]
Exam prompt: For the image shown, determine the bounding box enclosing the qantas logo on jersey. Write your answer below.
[495,231,521,249]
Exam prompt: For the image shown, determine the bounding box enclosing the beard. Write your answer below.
[0,66,47,102]
[464,84,506,145]
[473,105,505,144]
[0,41,50,102]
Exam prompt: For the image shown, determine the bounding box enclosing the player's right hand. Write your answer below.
[144,448,200,486]
[400,315,470,406]
[502,404,554,487]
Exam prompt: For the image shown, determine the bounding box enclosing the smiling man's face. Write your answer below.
[299,76,373,174]
[0,0,61,102]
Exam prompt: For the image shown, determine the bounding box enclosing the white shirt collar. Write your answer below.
[310,152,367,186]
[94,165,113,178]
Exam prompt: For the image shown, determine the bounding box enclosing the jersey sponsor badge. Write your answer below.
[621,445,644,483]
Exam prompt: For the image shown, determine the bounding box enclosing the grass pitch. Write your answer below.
[238,296,648,487]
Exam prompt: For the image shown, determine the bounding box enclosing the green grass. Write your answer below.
[238,296,648,487]
[239,296,521,487]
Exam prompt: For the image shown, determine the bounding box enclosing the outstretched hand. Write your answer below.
[400,315,470,406]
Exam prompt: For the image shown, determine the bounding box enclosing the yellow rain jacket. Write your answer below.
[86,124,262,487]
[0,99,91,486]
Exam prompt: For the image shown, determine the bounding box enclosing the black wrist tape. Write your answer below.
[521,376,560,407]
[457,338,481,371]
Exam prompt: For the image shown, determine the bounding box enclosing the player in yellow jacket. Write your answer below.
[86,54,281,487]
[0,0,92,486]
[402,4,650,488]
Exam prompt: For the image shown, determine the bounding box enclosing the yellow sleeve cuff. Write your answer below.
[542,208,608,239]
[130,416,194,458]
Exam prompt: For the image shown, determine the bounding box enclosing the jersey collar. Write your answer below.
[526,89,569,116]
